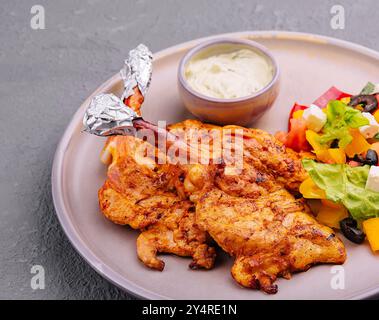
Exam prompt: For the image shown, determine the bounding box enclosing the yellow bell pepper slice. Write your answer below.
[299,177,326,199]
[315,149,332,163]
[306,130,326,162]
[317,204,348,229]
[306,130,325,152]
[292,109,304,120]
[363,218,379,252]
[340,97,351,105]
[328,148,346,164]
[374,109,379,123]
[344,129,371,158]
[305,130,346,164]
[315,148,346,164]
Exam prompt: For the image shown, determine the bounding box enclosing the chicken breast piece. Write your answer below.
[196,185,346,294]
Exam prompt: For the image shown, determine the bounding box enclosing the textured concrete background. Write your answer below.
[0,0,378,299]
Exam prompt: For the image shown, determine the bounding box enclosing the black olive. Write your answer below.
[340,217,365,244]
[353,154,365,164]
[330,139,339,149]
[349,94,378,113]
[365,149,378,166]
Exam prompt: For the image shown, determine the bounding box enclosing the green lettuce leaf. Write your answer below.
[319,100,369,148]
[302,159,379,220]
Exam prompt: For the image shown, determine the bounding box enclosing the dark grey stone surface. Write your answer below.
[0,0,378,299]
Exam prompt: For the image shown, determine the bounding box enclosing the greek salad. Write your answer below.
[276,83,379,252]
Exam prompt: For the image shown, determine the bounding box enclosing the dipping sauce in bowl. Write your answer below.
[185,48,274,99]
[178,38,279,126]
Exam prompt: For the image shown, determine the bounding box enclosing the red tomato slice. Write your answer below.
[313,86,351,108]
[285,118,311,152]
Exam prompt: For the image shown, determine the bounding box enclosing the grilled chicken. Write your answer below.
[98,117,345,293]
[165,120,346,294]
[196,178,346,294]
[98,135,216,270]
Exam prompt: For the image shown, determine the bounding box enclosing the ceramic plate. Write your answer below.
[52,31,379,300]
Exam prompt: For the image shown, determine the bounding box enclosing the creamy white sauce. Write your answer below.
[185,48,273,99]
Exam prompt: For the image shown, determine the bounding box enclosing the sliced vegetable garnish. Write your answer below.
[284,118,311,152]
[313,86,351,108]
[327,148,346,164]
[292,109,304,120]
[302,159,379,220]
[373,108,379,123]
[344,129,371,158]
[340,97,351,105]
[317,204,348,229]
[318,100,369,148]
[299,177,326,199]
[305,130,324,151]
[363,217,379,251]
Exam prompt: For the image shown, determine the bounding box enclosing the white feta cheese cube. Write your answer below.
[366,166,379,193]
[359,112,379,139]
[374,83,379,93]
[302,104,327,132]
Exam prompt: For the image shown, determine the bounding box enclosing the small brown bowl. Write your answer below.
[178,38,280,126]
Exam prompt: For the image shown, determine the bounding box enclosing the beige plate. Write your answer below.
[52,31,379,300]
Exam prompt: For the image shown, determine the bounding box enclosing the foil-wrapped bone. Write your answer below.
[81,44,220,166]
[83,44,152,136]
[82,93,140,136]
[120,44,153,101]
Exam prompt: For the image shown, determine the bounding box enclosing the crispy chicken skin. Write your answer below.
[98,135,216,270]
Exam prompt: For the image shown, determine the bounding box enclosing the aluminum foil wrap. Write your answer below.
[82,93,140,136]
[83,44,152,136]
[120,44,153,101]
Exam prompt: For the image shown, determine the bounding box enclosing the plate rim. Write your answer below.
[51,30,379,300]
